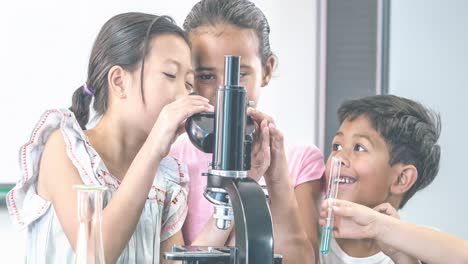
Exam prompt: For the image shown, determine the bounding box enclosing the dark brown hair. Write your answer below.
[184,0,274,67]
[338,95,441,208]
[69,12,189,129]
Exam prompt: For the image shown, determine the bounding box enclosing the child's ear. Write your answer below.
[261,55,276,87]
[391,165,418,195]
[108,65,127,99]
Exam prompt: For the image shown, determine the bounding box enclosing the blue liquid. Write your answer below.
[320,225,333,255]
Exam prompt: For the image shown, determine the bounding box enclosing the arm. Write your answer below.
[377,211,468,264]
[294,180,322,261]
[265,123,314,264]
[38,96,213,263]
[320,199,468,264]
[291,145,325,261]
[249,108,315,264]
[191,218,234,246]
[372,203,421,264]
[161,230,184,264]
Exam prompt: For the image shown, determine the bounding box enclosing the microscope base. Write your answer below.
[164,245,282,264]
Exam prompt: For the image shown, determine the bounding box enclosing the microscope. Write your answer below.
[164,56,281,264]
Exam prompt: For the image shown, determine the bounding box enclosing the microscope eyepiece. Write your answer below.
[224,55,240,87]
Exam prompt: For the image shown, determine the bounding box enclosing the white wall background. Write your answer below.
[0,0,318,184]
[390,0,468,240]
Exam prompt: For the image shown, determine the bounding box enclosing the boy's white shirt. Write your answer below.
[319,237,394,264]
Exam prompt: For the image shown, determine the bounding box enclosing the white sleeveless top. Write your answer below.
[6,109,189,263]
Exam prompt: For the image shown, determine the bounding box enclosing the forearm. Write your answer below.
[266,171,315,264]
[294,181,322,261]
[101,135,163,263]
[161,231,184,264]
[191,217,234,246]
[377,216,468,264]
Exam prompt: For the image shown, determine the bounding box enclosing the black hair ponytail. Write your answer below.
[69,84,93,130]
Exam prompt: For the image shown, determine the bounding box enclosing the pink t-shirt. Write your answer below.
[170,135,325,245]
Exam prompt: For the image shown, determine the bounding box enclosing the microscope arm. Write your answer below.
[211,175,274,264]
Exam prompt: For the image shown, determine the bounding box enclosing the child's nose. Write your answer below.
[333,153,350,168]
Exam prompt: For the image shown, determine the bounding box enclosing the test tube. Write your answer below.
[320,157,342,255]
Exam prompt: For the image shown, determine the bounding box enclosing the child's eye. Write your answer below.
[163,72,176,79]
[196,73,215,81]
[332,143,342,151]
[240,72,248,78]
[354,144,365,152]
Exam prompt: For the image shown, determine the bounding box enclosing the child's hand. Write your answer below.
[247,107,288,185]
[320,199,420,263]
[264,120,289,185]
[319,198,382,239]
[150,95,214,159]
[246,107,288,184]
[246,107,271,181]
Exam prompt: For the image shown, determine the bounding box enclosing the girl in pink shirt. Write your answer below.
[170,0,325,261]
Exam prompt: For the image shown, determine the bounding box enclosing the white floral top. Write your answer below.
[6,109,189,263]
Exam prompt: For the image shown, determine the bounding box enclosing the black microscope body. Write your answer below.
[164,56,281,264]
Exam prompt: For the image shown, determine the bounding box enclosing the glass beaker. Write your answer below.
[74,185,107,264]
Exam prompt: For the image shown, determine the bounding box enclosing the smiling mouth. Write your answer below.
[337,176,356,184]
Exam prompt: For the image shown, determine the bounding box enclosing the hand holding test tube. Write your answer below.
[320,157,342,255]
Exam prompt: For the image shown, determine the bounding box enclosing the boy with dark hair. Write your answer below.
[318,95,468,263]
[336,94,441,210]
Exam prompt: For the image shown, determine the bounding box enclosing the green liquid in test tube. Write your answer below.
[320,157,342,255]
